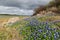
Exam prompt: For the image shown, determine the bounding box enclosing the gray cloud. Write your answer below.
[0,0,51,15]
[0,6,33,15]
[0,0,51,10]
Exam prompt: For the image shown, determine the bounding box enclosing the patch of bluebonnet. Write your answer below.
[38,29,42,33]
[27,18,40,26]
[54,32,59,40]
[20,19,60,40]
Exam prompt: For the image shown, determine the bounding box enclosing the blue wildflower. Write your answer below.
[47,27,51,31]
[44,34,46,38]
[45,25,51,31]
[52,28,57,32]
[54,34,57,39]
[54,36,57,40]
[38,29,42,33]
[55,32,59,38]
[29,19,40,26]
[45,22,48,25]
[46,31,50,35]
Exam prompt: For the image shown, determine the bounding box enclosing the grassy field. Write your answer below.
[0,14,60,40]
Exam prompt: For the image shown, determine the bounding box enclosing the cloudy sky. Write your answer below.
[0,0,51,15]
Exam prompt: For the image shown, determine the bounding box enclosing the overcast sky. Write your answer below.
[0,0,51,15]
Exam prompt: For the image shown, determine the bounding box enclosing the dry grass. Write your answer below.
[0,26,23,40]
[46,16,60,21]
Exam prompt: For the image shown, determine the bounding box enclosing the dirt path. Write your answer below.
[0,16,29,26]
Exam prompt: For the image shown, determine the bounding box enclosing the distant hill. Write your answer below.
[32,0,60,16]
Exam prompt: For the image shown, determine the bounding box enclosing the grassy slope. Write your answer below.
[0,14,60,40]
[0,15,30,40]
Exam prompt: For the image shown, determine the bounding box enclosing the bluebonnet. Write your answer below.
[46,31,49,35]
[38,29,42,33]
[28,19,40,26]
[45,22,48,25]
[43,34,46,38]
[45,22,49,28]
[45,25,52,31]
[52,28,56,30]
[54,35,57,40]
[45,26,51,30]
[52,28,57,32]
[54,32,59,38]
[20,20,60,40]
